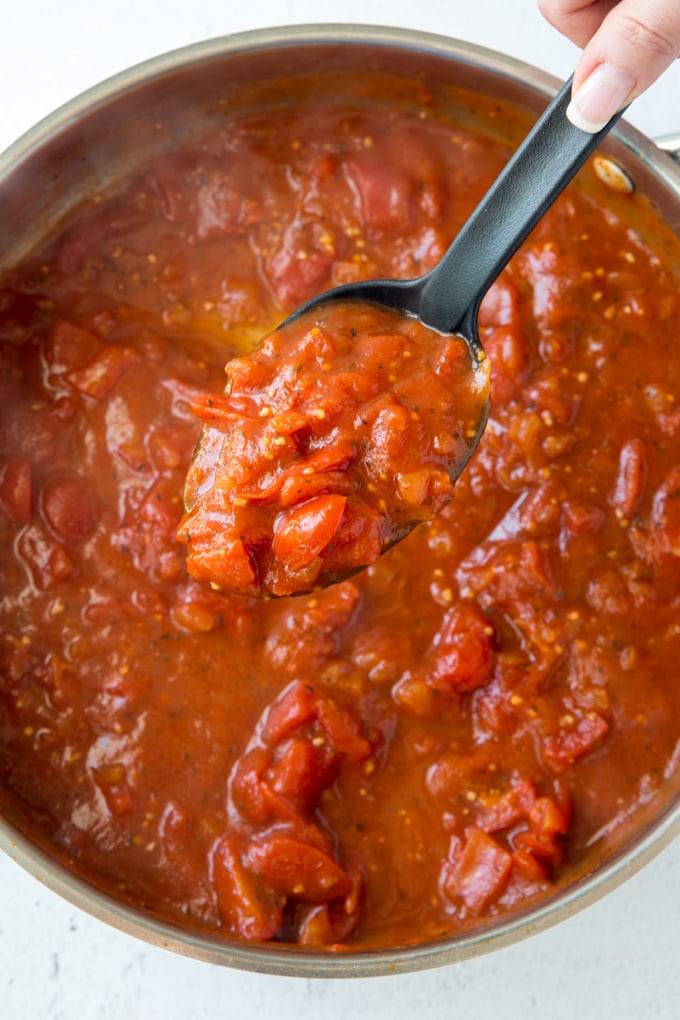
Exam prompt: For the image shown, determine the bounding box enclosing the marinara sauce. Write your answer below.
[1,71,679,951]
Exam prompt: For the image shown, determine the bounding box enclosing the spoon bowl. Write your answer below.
[180,299,491,596]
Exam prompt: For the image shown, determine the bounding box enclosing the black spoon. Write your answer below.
[283,75,624,369]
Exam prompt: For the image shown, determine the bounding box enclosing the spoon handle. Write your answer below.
[418,76,626,336]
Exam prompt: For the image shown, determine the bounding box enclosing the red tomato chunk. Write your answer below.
[0,69,679,953]
[179,301,489,597]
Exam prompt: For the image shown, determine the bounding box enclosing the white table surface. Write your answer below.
[1,2,679,1017]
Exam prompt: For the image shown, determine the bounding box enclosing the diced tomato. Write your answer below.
[194,169,263,239]
[140,477,183,532]
[272,494,347,571]
[392,673,436,718]
[512,829,563,866]
[91,762,135,816]
[542,712,609,772]
[279,470,354,508]
[296,874,363,946]
[0,459,33,523]
[315,697,372,763]
[159,802,193,858]
[346,150,415,235]
[513,482,562,535]
[609,438,646,518]
[484,325,527,404]
[16,524,76,589]
[190,392,246,428]
[148,426,198,471]
[649,466,680,557]
[263,581,360,672]
[268,737,339,810]
[186,535,256,592]
[244,835,352,901]
[395,469,435,508]
[429,603,495,694]
[351,331,405,376]
[288,440,356,478]
[528,795,570,837]
[262,680,319,745]
[65,344,140,400]
[443,828,513,913]
[475,781,536,833]
[366,402,410,476]
[585,567,632,616]
[266,215,335,307]
[41,474,99,544]
[318,495,385,574]
[213,837,284,941]
[525,375,577,427]
[218,278,264,326]
[425,748,493,801]
[512,847,549,882]
[171,600,216,633]
[471,674,521,738]
[44,320,97,373]
[229,745,292,825]
[561,500,606,535]
[266,410,310,436]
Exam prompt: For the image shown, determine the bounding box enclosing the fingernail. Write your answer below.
[566,63,635,133]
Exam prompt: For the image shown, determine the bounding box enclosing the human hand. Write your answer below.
[539,0,680,131]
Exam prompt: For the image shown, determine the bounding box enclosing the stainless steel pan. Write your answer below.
[0,24,679,978]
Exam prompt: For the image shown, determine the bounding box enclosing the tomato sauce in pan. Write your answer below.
[0,71,679,950]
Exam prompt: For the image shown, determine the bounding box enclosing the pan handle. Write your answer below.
[655,133,680,164]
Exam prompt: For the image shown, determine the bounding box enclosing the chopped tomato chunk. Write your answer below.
[443,828,514,913]
[263,681,319,744]
[315,698,372,763]
[65,344,140,400]
[429,603,495,694]
[213,838,284,941]
[542,713,609,772]
[268,738,338,808]
[245,835,353,902]
[0,459,33,523]
[272,494,348,571]
[41,473,99,544]
[609,438,646,518]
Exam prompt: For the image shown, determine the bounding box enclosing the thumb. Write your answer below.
[566,0,680,132]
